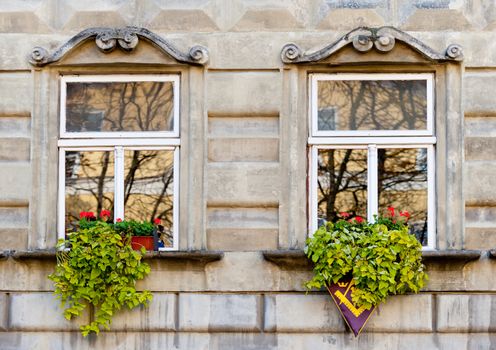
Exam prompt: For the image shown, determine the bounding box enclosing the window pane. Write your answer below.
[317,80,427,131]
[317,149,368,226]
[124,150,175,248]
[378,148,428,245]
[66,81,174,133]
[65,151,114,233]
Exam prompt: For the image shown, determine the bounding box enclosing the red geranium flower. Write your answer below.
[79,211,95,219]
[355,216,364,223]
[400,210,411,219]
[153,218,161,225]
[116,218,122,222]
[387,206,395,217]
[339,212,351,219]
[100,209,111,218]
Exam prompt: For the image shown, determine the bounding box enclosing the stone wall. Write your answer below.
[1,0,496,349]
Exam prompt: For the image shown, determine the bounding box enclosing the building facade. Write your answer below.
[0,1,496,349]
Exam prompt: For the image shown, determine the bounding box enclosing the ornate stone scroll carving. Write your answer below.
[29,26,209,67]
[281,26,463,64]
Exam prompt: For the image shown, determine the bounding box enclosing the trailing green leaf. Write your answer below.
[49,222,152,336]
[305,217,428,309]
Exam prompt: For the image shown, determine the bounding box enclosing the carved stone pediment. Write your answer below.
[29,26,209,67]
[281,26,463,64]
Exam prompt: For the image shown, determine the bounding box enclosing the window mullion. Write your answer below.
[114,146,125,221]
[367,145,378,222]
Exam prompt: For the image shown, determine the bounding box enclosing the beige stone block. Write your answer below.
[464,73,496,115]
[466,205,496,225]
[465,117,496,138]
[207,206,278,229]
[0,206,28,228]
[0,116,30,137]
[10,292,90,331]
[264,293,345,332]
[465,161,496,204]
[208,116,279,138]
[0,260,55,292]
[207,72,281,115]
[0,293,7,331]
[465,137,496,161]
[208,137,279,162]
[110,293,176,331]
[437,294,496,332]
[0,73,32,115]
[231,8,304,31]
[178,293,261,331]
[148,9,218,31]
[465,227,496,250]
[207,163,279,205]
[367,294,432,332]
[0,11,51,34]
[0,162,30,202]
[205,252,280,291]
[317,9,385,30]
[0,228,28,250]
[401,9,472,31]
[207,228,279,251]
[0,138,30,161]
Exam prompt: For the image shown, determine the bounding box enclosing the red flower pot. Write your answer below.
[131,236,155,251]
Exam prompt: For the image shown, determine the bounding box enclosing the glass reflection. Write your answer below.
[317,149,368,225]
[65,151,114,233]
[318,80,427,131]
[66,81,174,133]
[378,148,428,245]
[124,150,174,247]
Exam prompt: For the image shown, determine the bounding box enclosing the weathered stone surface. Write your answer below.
[437,294,496,332]
[9,292,90,331]
[207,228,279,251]
[205,252,280,291]
[148,9,219,31]
[178,293,261,331]
[465,227,496,250]
[464,72,496,115]
[208,137,279,162]
[110,293,176,331]
[0,163,30,202]
[465,161,496,204]
[465,117,496,138]
[0,228,28,250]
[207,72,281,115]
[207,163,280,205]
[0,116,30,137]
[0,205,29,228]
[0,138,30,161]
[0,73,32,115]
[465,137,496,161]
[0,293,7,331]
[367,294,432,332]
[316,9,385,30]
[208,116,279,137]
[232,8,304,31]
[207,206,279,250]
[264,293,345,332]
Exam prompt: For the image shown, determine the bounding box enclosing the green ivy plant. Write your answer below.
[49,221,152,336]
[305,210,428,310]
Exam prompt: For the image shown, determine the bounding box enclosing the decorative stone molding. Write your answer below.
[281,26,463,64]
[29,26,209,67]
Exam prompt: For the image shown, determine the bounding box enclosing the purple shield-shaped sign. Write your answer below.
[327,277,375,337]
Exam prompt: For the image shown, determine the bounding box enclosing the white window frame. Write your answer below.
[309,73,436,250]
[310,73,434,137]
[60,74,180,139]
[58,74,180,251]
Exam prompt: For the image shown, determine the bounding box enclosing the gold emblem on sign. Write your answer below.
[333,279,366,317]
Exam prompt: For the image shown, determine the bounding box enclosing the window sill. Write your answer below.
[1,249,224,264]
[262,249,483,269]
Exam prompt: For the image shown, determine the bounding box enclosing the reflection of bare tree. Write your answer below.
[317,80,429,243]
[66,82,174,132]
[65,81,176,245]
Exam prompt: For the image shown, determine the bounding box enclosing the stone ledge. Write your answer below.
[262,249,483,269]
[1,249,224,264]
[488,249,496,259]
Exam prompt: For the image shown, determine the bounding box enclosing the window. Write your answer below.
[309,73,435,249]
[58,75,180,250]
